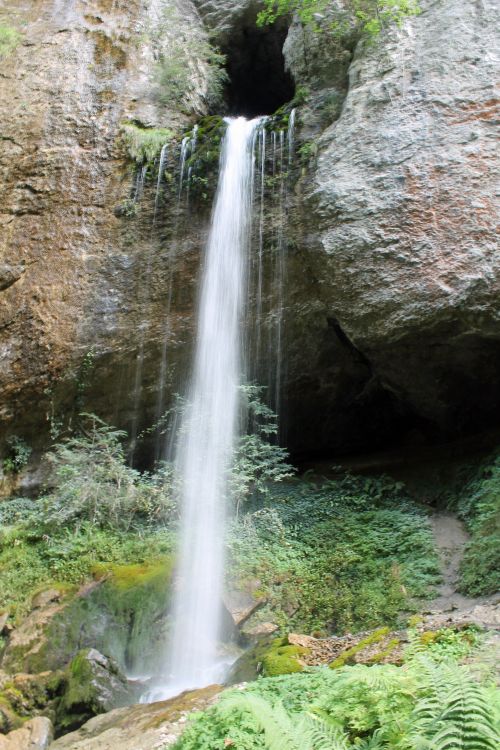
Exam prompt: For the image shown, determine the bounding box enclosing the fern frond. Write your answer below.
[220,694,304,750]
[302,713,350,750]
[410,662,499,750]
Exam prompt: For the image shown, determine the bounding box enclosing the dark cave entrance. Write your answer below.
[221,18,295,117]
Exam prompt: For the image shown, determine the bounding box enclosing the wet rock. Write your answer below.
[0,670,64,734]
[0,717,53,750]
[1,561,172,676]
[224,589,266,628]
[56,649,132,734]
[49,685,221,750]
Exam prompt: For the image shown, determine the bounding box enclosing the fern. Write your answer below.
[220,694,304,750]
[175,661,499,750]
[410,661,499,750]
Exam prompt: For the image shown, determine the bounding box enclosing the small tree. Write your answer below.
[39,415,175,532]
[229,385,294,515]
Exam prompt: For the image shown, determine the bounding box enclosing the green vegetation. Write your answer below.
[2,436,31,474]
[257,0,420,37]
[174,651,499,749]
[260,638,309,677]
[155,37,227,111]
[0,24,21,58]
[451,451,500,596]
[227,475,440,634]
[230,385,294,514]
[121,123,174,165]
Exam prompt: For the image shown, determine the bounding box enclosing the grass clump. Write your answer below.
[0,24,21,58]
[121,123,174,165]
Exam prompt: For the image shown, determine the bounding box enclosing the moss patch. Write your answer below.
[329,627,390,669]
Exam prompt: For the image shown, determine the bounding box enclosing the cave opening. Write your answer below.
[220,18,295,117]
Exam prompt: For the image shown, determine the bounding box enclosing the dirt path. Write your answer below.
[425,511,499,630]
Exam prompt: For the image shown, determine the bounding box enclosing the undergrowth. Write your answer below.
[449,451,500,595]
[227,475,440,635]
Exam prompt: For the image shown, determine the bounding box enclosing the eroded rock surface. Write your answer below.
[285,0,500,455]
[49,685,221,750]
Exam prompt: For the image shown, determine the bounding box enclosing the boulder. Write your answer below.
[1,561,172,676]
[0,717,53,750]
[56,650,132,734]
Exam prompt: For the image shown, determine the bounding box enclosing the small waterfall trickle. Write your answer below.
[153,143,168,225]
[154,117,264,698]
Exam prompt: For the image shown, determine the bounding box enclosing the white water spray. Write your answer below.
[159,117,264,697]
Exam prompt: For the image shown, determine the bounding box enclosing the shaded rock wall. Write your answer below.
[282,0,500,456]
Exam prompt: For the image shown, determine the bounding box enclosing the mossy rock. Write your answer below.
[329,627,396,669]
[227,636,309,683]
[56,648,132,734]
[0,671,64,733]
[2,558,173,675]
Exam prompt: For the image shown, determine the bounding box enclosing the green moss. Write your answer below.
[367,638,401,664]
[261,638,309,677]
[121,123,174,164]
[329,627,390,669]
[93,558,173,590]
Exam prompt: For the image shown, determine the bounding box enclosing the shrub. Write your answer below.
[2,436,31,474]
[257,0,420,37]
[452,451,500,596]
[37,414,175,532]
[174,657,499,749]
[230,385,294,514]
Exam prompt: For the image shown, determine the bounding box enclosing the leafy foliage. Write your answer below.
[257,0,420,37]
[121,123,173,165]
[230,385,294,513]
[174,657,500,750]
[2,436,31,474]
[37,415,175,532]
[451,451,500,596]
[0,521,175,619]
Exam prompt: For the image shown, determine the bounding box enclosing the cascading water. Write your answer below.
[156,117,265,698]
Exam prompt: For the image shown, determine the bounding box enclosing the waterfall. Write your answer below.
[159,117,264,697]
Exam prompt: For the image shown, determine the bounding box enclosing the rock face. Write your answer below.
[282,0,500,455]
[0,0,211,476]
[0,0,499,469]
